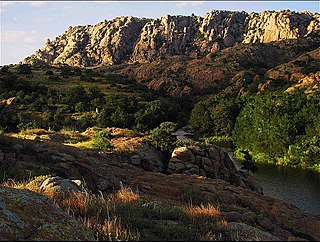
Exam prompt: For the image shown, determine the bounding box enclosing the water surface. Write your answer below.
[233,157,320,215]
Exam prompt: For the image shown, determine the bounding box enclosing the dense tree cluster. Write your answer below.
[188,91,320,171]
[0,68,180,133]
[189,95,244,137]
[232,90,320,170]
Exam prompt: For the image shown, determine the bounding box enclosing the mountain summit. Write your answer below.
[23,10,320,67]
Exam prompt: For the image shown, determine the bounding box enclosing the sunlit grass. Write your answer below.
[0,176,237,241]
[185,204,220,221]
[111,186,140,204]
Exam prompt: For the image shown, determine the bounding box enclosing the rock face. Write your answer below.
[24,16,148,66]
[23,10,319,67]
[243,10,317,43]
[0,187,93,240]
[167,146,262,193]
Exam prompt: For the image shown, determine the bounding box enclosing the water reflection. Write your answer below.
[239,160,320,215]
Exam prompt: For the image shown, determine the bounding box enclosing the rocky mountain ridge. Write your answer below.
[23,10,320,67]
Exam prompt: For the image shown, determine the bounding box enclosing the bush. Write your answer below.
[91,130,113,150]
[149,122,177,153]
[17,64,32,74]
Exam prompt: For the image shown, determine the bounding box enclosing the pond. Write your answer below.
[230,153,320,215]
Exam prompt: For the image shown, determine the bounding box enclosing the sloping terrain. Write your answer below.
[0,132,319,241]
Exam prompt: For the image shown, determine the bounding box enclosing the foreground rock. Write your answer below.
[0,135,319,241]
[0,187,93,240]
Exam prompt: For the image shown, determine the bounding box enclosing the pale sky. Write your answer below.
[1,1,319,65]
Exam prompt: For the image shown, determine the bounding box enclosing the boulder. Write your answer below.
[136,144,164,172]
[168,145,262,193]
[130,155,141,165]
[40,176,81,195]
[0,187,93,240]
[171,147,195,164]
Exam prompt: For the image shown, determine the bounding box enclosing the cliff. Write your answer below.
[23,10,320,67]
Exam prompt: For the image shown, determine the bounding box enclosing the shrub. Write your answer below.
[91,130,113,150]
[148,122,177,153]
[17,64,32,74]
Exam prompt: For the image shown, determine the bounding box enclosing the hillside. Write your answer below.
[21,10,320,97]
[0,129,319,240]
[1,8,320,241]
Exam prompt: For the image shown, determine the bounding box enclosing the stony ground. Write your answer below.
[0,130,319,240]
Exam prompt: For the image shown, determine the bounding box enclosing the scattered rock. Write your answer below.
[228,222,280,241]
[130,155,141,165]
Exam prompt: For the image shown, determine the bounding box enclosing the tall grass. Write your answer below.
[2,177,240,241]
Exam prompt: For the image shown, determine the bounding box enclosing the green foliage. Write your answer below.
[149,122,178,153]
[1,66,9,73]
[134,99,178,131]
[17,64,32,74]
[282,136,320,171]
[203,136,233,149]
[65,86,87,109]
[91,130,113,150]
[77,114,94,132]
[189,95,244,137]
[232,91,320,170]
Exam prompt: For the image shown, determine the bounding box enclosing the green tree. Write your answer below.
[189,95,243,137]
[17,64,31,74]
[149,122,178,153]
[232,91,320,169]
[134,99,177,131]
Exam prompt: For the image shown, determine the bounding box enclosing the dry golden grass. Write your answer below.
[111,186,140,204]
[53,188,140,241]
[21,128,51,135]
[105,127,140,138]
[42,187,140,241]
[83,216,140,241]
[111,137,144,152]
[185,204,220,221]
[1,175,49,193]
